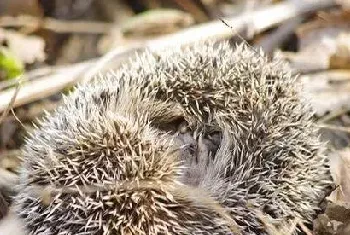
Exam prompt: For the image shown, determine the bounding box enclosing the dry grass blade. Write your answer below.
[0,78,22,125]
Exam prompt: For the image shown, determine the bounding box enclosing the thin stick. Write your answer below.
[0,0,337,111]
[317,124,350,133]
[83,0,336,82]
[0,79,22,125]
[10,109,27,130]
[147,0,335,51]
[0,60,99,91]
[0,61,93,112]
[0,16,114,34]
[317,109,349,123]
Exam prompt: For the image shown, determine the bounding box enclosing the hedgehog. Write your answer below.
[14,41,332,235]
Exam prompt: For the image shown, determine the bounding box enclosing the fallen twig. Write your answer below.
[83,0,337,82]
[0,61,92,113]
[0,79,21,125]
[145,0,336,52]
[317,109,349,123]
[0,16,114,34]
[0,0,337,113]
[317,124,350,133]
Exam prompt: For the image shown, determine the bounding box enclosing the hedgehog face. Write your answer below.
[15,41,332,235]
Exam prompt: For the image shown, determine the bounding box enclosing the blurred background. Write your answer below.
[0,0,350,234]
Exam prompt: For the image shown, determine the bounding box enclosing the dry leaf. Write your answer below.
[297,10,350,46]
[300,70,350,116]
[293,10,350,73]
[329,149,350,203]
[314,147,350,235]
[330,33,350,69]
[0,0,41,16]
[0,29,45,64]
[314,202,350,235]
[337,0,350,9]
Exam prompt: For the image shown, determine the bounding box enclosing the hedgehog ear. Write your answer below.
[145,101,189,133]
[153,115,187,133]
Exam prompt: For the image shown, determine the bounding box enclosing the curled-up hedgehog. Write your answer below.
[14,41,332,235]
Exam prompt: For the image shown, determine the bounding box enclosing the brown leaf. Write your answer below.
[330,33,350,69]
[329,149,350,203]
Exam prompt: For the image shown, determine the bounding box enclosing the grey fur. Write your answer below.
[15,41,332,235]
